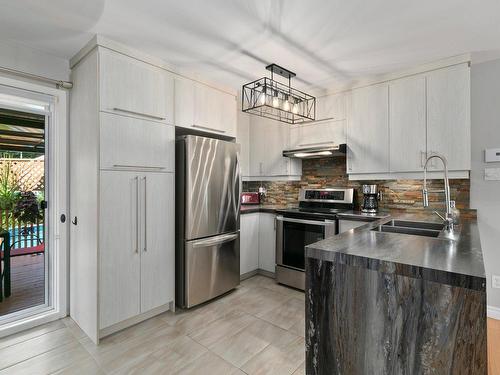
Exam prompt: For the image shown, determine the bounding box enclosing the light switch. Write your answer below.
[485,167,500,180]
[485,148,500,162]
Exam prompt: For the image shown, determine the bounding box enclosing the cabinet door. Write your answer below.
[99,171,141,329]
[219,90,237,137]
[347,83,389,174]
[317,93,346,120]
[174,77,195,128]
[258,213,276,273]
[426,64,471,171]
[240,213,260,275]
[290,120,346,149]
[249,116,290,176]
[100,48,171,122]
[100,112,175,171]
[389,75,427,172]
[140,172,175,312]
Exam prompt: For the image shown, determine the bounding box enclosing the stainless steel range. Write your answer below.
[275,188,355,290]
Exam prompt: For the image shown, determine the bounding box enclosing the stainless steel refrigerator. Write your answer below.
[175,135,241,308]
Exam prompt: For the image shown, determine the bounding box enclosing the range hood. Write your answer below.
[282,144,347,159]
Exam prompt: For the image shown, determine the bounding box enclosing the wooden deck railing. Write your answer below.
[0,211,44,249]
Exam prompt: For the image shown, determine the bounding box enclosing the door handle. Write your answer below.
[135,176,139,254]
[143,176,147,252]
[192,233,239,248]
[112,107,166,121]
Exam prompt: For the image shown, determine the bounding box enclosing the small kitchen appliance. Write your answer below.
[241,192,260,205]
[361,184,380,213]
[275,188,355,290]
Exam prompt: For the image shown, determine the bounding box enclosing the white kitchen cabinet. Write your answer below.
[236,100,250,177]
[316,92,346,121]
[100,112,175,172]
[248,116,301,178]
[174,77,237,137]
[70,44,175,343]
[389,75,427,172]
[289,120,346,149]
[240,213,260,275]
[140,172,175,313]
[347,83,389,174]
[99,171,141,329]
[99,171,174,329]
[426,63,471,171]
[99,48,174,123]
[258,213,276,274]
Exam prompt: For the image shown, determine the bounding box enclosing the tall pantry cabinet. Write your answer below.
[70,45,175,343]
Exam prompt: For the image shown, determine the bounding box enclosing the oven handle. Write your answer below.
[275,216,336,226]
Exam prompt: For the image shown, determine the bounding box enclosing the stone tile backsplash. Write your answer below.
[243,156,470,210]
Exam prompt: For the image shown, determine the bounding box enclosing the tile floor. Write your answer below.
[0,275,306,374]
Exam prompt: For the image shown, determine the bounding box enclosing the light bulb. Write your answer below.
[272,96,279,108]
[259,93,266,105]
[292,103,299,114]
[283,100,290,111]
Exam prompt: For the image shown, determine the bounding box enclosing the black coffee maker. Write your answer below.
[361,184,381,213]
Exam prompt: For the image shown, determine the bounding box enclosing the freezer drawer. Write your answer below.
[182,232,240,308]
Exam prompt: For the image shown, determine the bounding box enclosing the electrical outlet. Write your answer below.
[493,275,500,289]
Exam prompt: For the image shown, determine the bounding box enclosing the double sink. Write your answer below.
[372,220,446,238]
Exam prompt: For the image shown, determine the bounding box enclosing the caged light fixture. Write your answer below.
[241,64,316,124]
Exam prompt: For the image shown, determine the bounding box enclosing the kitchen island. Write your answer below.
[305,211,487,375]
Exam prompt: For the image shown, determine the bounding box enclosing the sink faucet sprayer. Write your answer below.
[422,154,456,231]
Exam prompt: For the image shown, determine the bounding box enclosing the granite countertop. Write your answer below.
[305,210,486,291]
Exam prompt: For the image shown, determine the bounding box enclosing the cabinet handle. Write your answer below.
[112,107,166,121]
[259,162,263,175]
[143,176,147,252]
[135,176,139,254]
[192,124,226,133]
[113,164,166,170]
[71,216,77,226]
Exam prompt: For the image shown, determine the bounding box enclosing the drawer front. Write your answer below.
[100,112,174,172]
[99,48,173,123]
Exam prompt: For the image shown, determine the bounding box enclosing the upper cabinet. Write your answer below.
[174,77,237,137]
[389,75,427,172]
[347,62,471,179]
[316,92,346,121]
[248,116,301,179]
[289,120,346,149]
[426,64,471,171]
[347,83,390,174]
[99,49,174,124]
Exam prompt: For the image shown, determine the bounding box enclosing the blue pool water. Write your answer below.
[8,225,44,249]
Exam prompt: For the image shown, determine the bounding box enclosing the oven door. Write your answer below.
[276,216,337,271]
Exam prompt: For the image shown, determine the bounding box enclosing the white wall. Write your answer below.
[471,59,500,310]
[0,39,69,81]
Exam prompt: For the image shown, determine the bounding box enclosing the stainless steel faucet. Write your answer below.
[422,154,455,231]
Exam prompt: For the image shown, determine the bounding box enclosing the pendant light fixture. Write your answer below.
[242,64,315,124]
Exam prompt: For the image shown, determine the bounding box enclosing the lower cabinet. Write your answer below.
[240,213,259,275]
[240,212,276,276]
[99,171,174,330]
[258,213,276,273]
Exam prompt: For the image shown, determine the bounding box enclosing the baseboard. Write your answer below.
[488,305,500,320]
[240,269,276,281]
[99,302,172,339]
[240,270,259,281]
[257,269,275,279]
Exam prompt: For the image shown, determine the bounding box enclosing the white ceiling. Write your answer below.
[2,0,500,92]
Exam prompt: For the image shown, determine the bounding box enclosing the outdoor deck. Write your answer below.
[0,254,44,317]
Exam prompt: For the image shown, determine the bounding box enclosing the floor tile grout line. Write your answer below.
[0,325,67,351]
[0,333,80,373]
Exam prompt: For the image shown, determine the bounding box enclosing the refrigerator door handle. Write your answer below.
[192,233,239,248]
